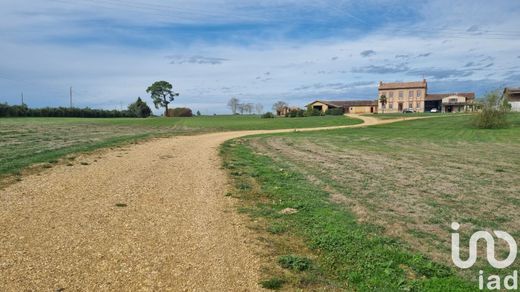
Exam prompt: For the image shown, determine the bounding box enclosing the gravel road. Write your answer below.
[0,115,407,291]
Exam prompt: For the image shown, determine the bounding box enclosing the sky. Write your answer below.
[1,0,519,114]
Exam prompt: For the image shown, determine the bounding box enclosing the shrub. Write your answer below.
[167,107,193,117]
[473,91,511,129]
[261,112,275,119]
[278,255,312,271]
[286,108,305,118]
[325,107,344,115]
[128,97,152,118]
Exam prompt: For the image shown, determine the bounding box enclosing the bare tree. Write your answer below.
[227,97,240,114]
[238,103,246,114]
[244,103,254,114]
[255,103,264,114]
[272,101,288,115]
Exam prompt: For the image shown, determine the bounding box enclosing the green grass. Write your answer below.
[368,112,451,119]
[222,113,520,290]
[0,115,360,178]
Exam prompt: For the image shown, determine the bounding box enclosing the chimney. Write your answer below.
[379,81,383,87]
[423,78,426,83]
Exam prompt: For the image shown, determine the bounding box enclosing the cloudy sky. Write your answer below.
[1,0,519,114]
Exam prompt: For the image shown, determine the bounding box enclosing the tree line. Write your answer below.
[227,97,264,115]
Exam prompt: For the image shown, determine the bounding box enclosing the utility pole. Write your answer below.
[21,92,24,105]
[69,86,73,108]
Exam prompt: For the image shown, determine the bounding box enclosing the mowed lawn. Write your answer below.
[0,115,360,177]
[222,113,520,290]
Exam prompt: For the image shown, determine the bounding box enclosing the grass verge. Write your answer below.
[221,137,474,291]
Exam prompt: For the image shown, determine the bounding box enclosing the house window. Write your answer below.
[416,102,420,108]
[399,91,403,99]
[449,98,458,103]
[416,90,422,97]
[389,92,394,98]
[409,90,414,98]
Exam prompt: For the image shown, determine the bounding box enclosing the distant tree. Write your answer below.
[255,103,264,114]
[146,81,179,116]
[272,101,288,115]
[244,103,254,114]
[196,110,201,116]
[128,97,152,118]
[228,97,240,114]
[238,103,245,114]
[379,94,387,114]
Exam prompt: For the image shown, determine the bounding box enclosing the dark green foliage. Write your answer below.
[261,112,275,118]
[278,255,312,271]
[0,102,134,118]
[127,97,152,118]
[146,80,179,116]
[196,110,201,116]
[325,107,344,115]
[474,91,511,129]
[305,105,323,116]
[259,278,286,290]
[167,107,193,117]
[286,108,305,118]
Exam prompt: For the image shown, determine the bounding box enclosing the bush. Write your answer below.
[128,97,151,118]
[325,107,344,115]
[261,112,275,119]
[286,108,305,118]
[167,107,193,117]
[473,91,510,129]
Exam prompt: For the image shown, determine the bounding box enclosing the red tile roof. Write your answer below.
[378,80,427,90]
[425,93,475,101]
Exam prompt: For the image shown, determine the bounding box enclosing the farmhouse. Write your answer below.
[306,100,378,114]
[504,87,520,112]
[425,93,476,113]
[378,79,476,113]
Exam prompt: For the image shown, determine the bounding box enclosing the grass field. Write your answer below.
[222,113,520,290]
[0,115,360,178]
[367,112,448,119]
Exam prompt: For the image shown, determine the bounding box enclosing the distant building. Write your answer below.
[425,93,476,113]
[306,100,378,114]
[504,87,520,112]
[378,79,475,113]
[378,80,427,113]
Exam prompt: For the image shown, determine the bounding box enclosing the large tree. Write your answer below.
[146,81,179,116]
[227,97,240,114]
[272,101,288,115]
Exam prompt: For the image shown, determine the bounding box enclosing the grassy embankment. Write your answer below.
[0,115,361,179]
[221,113,520,290]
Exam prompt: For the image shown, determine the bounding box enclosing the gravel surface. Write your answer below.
[0,115,408,291]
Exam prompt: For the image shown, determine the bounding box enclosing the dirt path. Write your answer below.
[0,114,415,291]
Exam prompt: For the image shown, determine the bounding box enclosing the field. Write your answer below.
[222,113,520,290]
[0,115,360,178]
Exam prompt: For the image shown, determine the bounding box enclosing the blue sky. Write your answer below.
[1,0,520,114]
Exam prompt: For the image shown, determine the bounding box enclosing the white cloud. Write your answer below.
[0,0,519,113]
